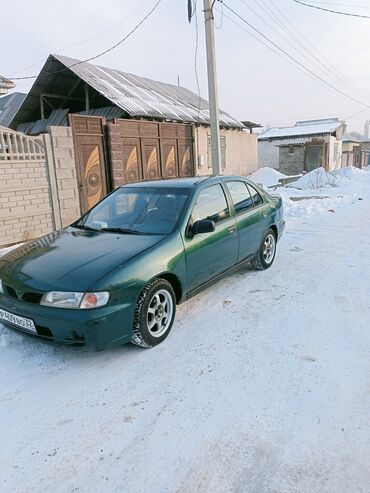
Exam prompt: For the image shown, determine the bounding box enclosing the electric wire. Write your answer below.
[220,1,370,109]
[8,0,154,77]
[239,0,354,93]
[7,0,164,81]
[255,0,364,94]
[293,0,370,18]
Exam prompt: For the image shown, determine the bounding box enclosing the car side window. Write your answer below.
[226,181,254,214]
[247,184,263,207]
[192,184,230,224]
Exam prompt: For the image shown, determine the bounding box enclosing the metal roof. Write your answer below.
[258,118,345,141]
[12,54,244,130]
[17,106,125,135]
[0,92,26,127]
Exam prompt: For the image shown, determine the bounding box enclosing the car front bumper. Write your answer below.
[0,292,135,350]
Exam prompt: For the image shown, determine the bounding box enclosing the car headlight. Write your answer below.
[40,291,110,309]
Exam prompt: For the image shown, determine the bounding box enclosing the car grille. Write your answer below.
[3,284,43,304]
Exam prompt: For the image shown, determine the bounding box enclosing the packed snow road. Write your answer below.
[1,168,370,493]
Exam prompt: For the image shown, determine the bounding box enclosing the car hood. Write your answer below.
[0,228,165,292]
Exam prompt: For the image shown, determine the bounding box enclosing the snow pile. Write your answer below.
[330,166,367,186]
[249,167,287,187]
[287,167,337,190]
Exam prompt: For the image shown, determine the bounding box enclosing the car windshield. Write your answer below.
[75,187,190,235]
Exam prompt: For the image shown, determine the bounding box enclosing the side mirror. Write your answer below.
[192,219,215,235]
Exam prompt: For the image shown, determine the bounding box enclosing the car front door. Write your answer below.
[184,184,238,293]
[225,181,270,262]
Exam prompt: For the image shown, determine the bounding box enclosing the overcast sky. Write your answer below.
[3,0,370,132]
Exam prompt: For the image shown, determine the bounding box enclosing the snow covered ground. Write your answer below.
[1,167,370,493]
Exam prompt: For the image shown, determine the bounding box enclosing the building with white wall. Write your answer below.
[258,118,346,175]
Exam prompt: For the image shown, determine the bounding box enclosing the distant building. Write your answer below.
[0,92,26,127]
[258,118,346,175]
[342,137,370,168]
[0,75,15,95]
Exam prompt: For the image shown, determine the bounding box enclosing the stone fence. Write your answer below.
[0,126,80,247]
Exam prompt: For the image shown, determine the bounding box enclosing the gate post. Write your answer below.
[43,132,62,231]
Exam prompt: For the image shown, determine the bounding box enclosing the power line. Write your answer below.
[307,1,370,8]
[8,0,154,77]
[8,0,164,81]
[238,0,355,94]
[219,1,370,109]
[255,0,360,93]
[293,0,370,18]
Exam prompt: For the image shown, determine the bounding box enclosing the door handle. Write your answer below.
[227,226,236,234]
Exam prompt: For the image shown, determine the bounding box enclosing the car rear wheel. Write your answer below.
[252,228,277,270]
[131,278,176,348]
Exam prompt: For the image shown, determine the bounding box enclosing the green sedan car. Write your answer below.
[0,176,284,350]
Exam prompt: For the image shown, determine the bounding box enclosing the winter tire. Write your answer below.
[131,278,176,348]
[252,228,277,270]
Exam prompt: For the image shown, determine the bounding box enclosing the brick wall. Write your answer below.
[107,123,124,188]
[0,143,54,246]
[49,126,80,227]
[279,145,305,175]
[0,127,81,247]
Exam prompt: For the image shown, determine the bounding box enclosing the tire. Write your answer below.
[251,228,277,270]
[131,278,176,348]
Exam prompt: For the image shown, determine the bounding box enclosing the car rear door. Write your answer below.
[225,181,270,262]
[184,184,238,293]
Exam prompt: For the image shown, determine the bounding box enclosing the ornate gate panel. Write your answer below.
[122,138,143,183]
[109,119,195,187]
[69,115,108,213]
[141,139,161,180]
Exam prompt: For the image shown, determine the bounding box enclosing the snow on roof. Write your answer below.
[258,118,344,140]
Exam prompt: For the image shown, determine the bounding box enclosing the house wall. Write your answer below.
[328,134,343,171]
[195,127,258,176]
[258,140,279,169]
[279,146,305,175]
[259,133,345,173]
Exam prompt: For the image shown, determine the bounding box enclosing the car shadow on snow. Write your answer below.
[0,322,139,368]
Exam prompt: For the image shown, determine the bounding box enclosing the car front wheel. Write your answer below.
[131,278,176,348]
[252,228,277,270]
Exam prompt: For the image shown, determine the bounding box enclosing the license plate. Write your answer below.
[0,308,36,333]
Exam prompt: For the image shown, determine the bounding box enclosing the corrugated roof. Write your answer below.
[17,106,125,135]
[12,54,244,130]
[258,118,344,140]
[0,92,27,127]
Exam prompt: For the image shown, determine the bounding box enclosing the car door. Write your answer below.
[225,181,270,262]
[184,184,238,293]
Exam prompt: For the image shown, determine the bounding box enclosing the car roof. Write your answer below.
[120,175,250,189]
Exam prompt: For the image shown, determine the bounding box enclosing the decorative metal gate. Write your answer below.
[109,119,194,186]
[69,115,108,213]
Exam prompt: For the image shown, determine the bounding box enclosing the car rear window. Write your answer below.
[247,184,264,207]
[225,181,254,214]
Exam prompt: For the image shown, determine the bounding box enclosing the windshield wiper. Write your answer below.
[73,223,100,232]
[100,227,143,235]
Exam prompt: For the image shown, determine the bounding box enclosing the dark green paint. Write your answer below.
[0,176,285,349]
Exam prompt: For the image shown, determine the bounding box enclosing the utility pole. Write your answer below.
[203,0,221,175]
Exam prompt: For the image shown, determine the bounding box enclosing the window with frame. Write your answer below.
[226,181,254,214]
[247,184,263,207]
[207,135,226,170]
[192,184,230,224]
